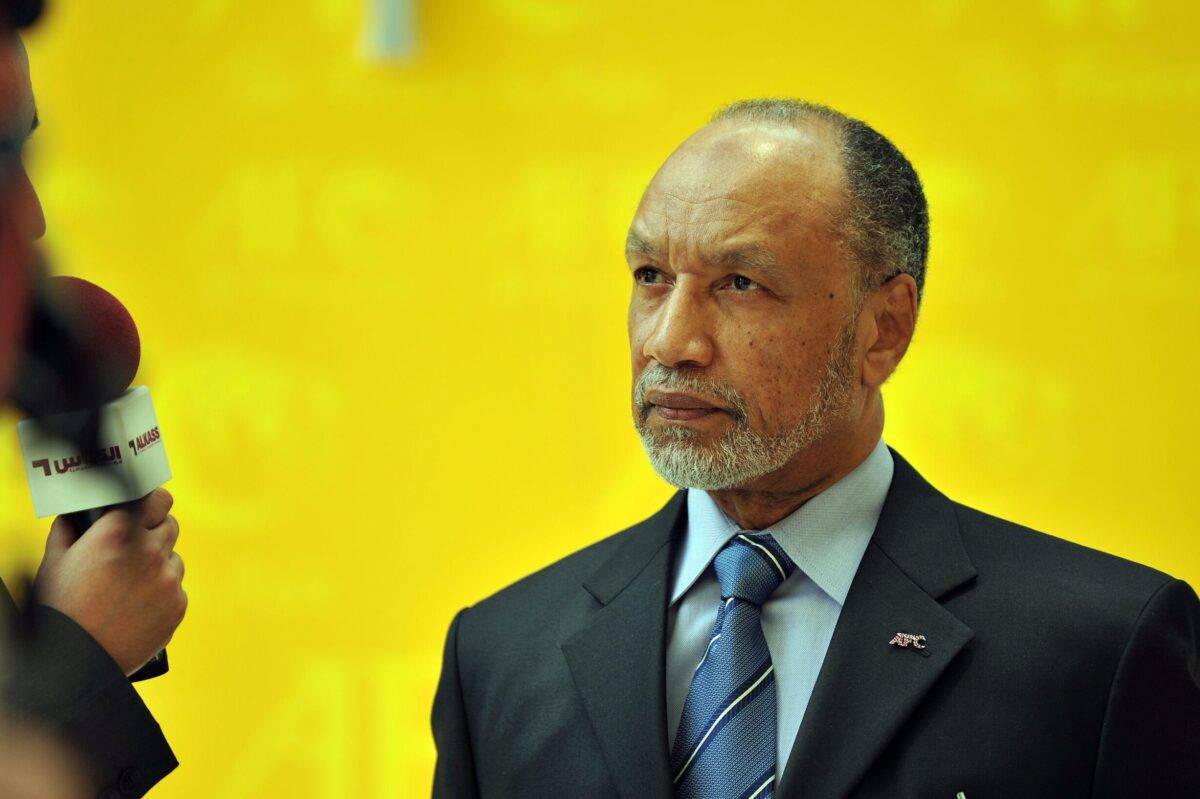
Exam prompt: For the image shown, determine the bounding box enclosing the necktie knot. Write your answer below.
[713,532,796,607]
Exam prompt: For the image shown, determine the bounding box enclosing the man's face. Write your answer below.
[626,118,863,490]
[0,34,44,398]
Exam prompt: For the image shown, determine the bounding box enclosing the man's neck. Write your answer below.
[707,416,883,531]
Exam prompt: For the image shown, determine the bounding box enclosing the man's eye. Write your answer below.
[730,275,760,292]
[634,267,663,285]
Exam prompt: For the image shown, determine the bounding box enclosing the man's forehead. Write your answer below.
[633,118,845,235]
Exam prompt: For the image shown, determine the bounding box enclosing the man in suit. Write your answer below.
[0,8,185,797]
[431,99,1200,798]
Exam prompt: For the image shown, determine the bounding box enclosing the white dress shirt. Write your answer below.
[665,437,895,778]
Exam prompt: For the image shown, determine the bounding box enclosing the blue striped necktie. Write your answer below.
[669,532,797,799]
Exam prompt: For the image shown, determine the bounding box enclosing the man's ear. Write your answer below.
[861,273,918,389]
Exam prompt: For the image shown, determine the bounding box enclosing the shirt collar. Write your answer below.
[670,437,894,606]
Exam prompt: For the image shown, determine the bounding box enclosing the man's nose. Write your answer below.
[643,285,714,369]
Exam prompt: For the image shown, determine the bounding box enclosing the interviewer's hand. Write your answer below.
[34,488,187,676]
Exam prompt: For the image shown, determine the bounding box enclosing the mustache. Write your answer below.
[634,363,748,423]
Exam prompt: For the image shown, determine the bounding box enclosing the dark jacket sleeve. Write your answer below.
[432,607,481,799]
[1092,578,1200,798]
[4,603,177,797]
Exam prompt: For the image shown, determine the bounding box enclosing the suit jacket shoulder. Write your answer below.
[456,493,683,672]
[438,493,684,799]
[950,499,1174,639]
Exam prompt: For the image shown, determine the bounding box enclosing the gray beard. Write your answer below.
[633,321,857,491]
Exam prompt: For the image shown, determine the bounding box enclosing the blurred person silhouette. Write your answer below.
[0,717,86,799]
[0,2,184,796]
[431,101,1200,798]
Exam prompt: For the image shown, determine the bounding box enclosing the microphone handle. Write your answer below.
[65,507,169,682]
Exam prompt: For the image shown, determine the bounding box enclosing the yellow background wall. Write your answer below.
[1,1,1197,795]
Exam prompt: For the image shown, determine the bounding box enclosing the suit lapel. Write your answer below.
[777,451,978,799]
[561,492,686,799]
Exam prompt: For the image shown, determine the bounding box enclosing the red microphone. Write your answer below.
[45,276,141,409]
[15,276,172,680]
[10,274,143,447]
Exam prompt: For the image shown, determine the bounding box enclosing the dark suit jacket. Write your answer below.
[431,450,1200,798]
[2,586,177,798]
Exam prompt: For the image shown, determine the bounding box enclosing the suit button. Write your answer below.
[118,768,141,794]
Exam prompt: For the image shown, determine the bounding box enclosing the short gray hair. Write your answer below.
[711,98,930,302]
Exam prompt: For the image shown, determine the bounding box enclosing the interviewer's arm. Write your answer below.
[4,603,177,797]
[432,607,482,799]
[3,488,185,797]
[1091,578,1200,797]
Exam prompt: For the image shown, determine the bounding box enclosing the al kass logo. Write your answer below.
[31,445,124,477]
[28,426,161,478]
[128,426,162,457]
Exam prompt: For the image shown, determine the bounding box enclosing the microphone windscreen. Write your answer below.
[48,276,141,404]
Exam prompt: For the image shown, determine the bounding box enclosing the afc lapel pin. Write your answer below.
[889,632,927,650]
